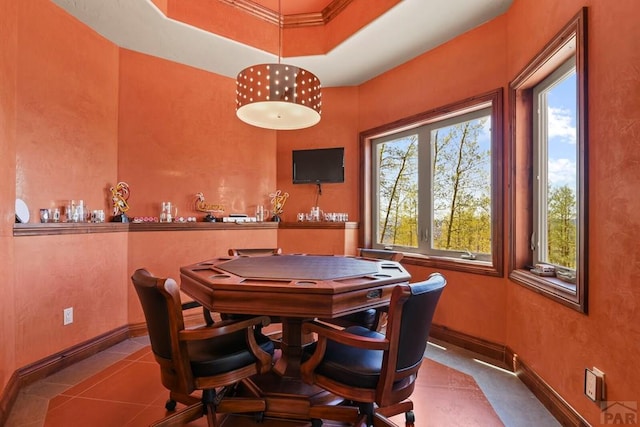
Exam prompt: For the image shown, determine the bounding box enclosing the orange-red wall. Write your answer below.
[11,1,123,367]
[2,0,639,425]
[275,86,360,221]
[358,0,640,422]
[0,0,18,398]
[505,0,640,421]
[358,12,510,348]
[117,48,277,218]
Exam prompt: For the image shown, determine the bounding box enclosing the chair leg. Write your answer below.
[358,402,375,426]
[355,413,370,427]
[374,400,414,427]
[372,412,402,427]
[151,402,205,427]
[209,386,266,422]
[375,400,413,419]
[205,402,219,427]
[308,404,361,424]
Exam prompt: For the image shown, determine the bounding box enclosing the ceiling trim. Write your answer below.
[49,0,513,87]
[219,0,353,28]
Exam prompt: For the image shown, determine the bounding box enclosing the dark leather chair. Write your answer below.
[301,273,446,427]
[321,248,404,331]
[228,247,282,256]
[131,268,275,427]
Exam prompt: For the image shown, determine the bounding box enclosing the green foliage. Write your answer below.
[432,120,491,254]
[376,118,492,255]
[547,185,577,269]
[377,136,419,246]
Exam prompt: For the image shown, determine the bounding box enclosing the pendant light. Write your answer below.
[235,1,322,130]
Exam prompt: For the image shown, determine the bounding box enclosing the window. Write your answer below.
[360,89,503,276]
[509,8,588,312]
[533,59,577,272]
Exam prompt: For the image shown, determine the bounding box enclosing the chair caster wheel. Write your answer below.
[311,418,323,427]
[405,410,415,425]
[165,399,177,411]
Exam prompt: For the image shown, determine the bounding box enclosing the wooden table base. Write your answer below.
[219,413,352,426]
[240,371,342,420]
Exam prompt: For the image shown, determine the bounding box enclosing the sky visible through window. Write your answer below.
[547,71,577,190]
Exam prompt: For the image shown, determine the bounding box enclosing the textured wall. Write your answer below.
[358,0,640,423]
[2,1,638,425]
[11,0,121,366]
[357,11,510,348]
[504,0,640,421]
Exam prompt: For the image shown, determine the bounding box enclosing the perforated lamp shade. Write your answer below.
[236,63,322,130]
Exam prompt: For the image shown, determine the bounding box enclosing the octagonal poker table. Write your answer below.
[179,254,411,419]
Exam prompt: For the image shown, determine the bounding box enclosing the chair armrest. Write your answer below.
[179,315,270,341]
[303,320,389,351]
[301,320,389,385]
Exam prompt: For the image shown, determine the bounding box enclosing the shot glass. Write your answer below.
[39,208,51,223]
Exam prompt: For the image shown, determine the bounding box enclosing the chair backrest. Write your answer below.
[379,273,445,404]
[228,248,282,256]
[358,248,404,262]
[131,268,192,391]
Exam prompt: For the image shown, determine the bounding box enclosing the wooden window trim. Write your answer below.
[508,8,588,312]
[359,88,504,277]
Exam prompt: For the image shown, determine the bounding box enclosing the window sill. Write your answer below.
[402,253,501,277]
[509,269,584,313]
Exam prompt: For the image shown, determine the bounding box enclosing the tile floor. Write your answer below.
[6,337,560,427]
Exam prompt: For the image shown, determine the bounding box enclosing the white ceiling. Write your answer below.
[50,0,512,87]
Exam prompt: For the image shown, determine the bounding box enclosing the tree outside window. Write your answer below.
[509,8,587,312]
[363,89,503,275]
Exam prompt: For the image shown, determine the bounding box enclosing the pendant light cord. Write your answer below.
[278,0,282,64]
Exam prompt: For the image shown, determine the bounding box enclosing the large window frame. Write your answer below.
[509,8,588,312]
[360,89,503,277]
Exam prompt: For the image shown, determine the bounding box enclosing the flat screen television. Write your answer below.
[292,147,345,184]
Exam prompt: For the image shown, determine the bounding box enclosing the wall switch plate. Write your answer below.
[585,367,605,402]
[63,307,73,325]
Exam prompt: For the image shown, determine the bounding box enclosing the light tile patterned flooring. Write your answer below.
[7,337,560,426]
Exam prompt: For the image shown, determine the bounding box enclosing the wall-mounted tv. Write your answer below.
[292,147,345,184]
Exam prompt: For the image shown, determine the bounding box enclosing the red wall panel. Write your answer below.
[2,1,638,424]
[118,49,277,220]
[10,0,121,367]
[357,12,509,347]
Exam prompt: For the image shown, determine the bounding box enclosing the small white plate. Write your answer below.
[15,198,30,223]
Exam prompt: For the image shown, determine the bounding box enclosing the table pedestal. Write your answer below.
[244,317,341,420]
[274,318,307,377]
[242,372,341,420]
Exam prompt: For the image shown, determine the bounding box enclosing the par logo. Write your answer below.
[601,401,637,425]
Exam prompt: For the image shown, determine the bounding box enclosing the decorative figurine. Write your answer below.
[269,190,289,222]
[194,192,224,222]
[110,182,130,222]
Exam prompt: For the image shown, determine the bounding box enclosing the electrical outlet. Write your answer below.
[585,367,605,402]
[63,307,73,325]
